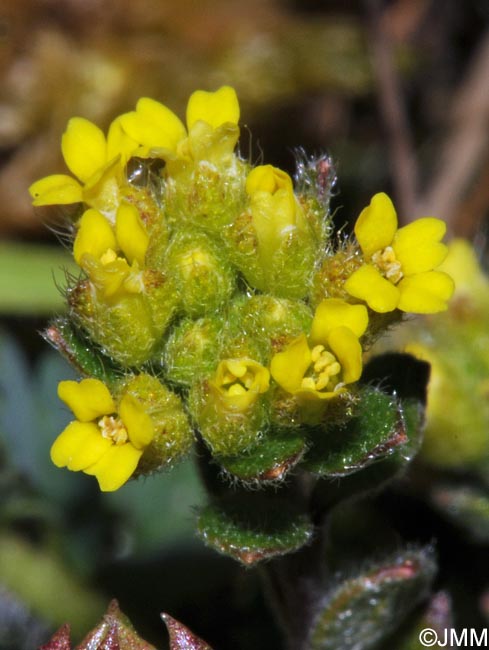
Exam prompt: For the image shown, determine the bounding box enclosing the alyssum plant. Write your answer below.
[31,86,454,650]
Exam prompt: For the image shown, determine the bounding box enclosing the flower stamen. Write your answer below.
[301,345,342,392]
[98,415,128,446]
[371,246,403,284]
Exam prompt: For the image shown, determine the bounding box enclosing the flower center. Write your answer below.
[371,246,403,284]
[301,344,342,392]
[98,415,128,445]
[220,360,255,396]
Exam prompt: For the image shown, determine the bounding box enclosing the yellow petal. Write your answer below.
[73,209,116,265]
[246,165,292,195]
[106,116,140,163]
[29,174,83,206]
[83,255,132,297]
[310,298,368,344]
[84,444,142,491]
[186,120,240,163]
[397,271,455,313]
[186,86,240,130]
[61,117,107,183]
[115,203,149,265]
[66,426,112,471]
[270,334,312,394]
[50,421,98,467]
[327,326,363,384]
[344,264,400,313]
[354,193,398,259]
[58,378,115,421]
[119,98,186,152]
[393,218,447,275]
[118,394,154,450]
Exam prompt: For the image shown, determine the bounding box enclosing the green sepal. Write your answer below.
[43,318,120,384]
[162,614,214,650]
[196,495,314,566]
[308,547,436,650]
[303,386,408,477]
[216,427,306,485]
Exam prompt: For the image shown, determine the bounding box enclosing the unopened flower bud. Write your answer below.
[165,232,235,317]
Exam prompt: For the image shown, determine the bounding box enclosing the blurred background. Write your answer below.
[2,0,489,648]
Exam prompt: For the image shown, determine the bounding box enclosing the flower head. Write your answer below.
[52,378,154,491]
[29,116,139,217]
[270,299,367,401]
[344,193,454,313]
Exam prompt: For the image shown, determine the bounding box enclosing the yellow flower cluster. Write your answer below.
[30,85,455,490]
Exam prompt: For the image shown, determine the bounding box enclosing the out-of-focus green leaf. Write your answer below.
[0,243,77,315]
[0,329,81,504]
[0,533,105,640]
[430,483,489,543]
[379,591,453,650]
[308,547,436,650]
[102,459,204,556]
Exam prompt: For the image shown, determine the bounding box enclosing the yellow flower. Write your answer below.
[119,86,240,164]
[51,378,154,491]
[211,358,270,412]
[270,299,368,400]
[246,164,306,258]
[344,193,454,313]
[29,116,139,217]
[73,203,149,298]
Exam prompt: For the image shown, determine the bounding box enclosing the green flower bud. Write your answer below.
[118,373,194,475]
[230,294,313,359]
[69,270,178,367]
[165,232,236,317]
[164,158,248,236]
[311,241,362,307]
[225,165,319,299]
[120,176,169,264]
[164,316,222,386]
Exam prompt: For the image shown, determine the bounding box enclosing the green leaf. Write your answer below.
[379,591,453,650]
[162,614,214,650]
[0,242,78,315]
[44,319,120,383]
[216,427,306,484]
[304,387,407,477]
[308,547,436,650]
[430,483,489,543]
[196,495,314,566]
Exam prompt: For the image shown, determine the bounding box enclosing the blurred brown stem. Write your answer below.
[417,28,489,235]
[365,0,419,222]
